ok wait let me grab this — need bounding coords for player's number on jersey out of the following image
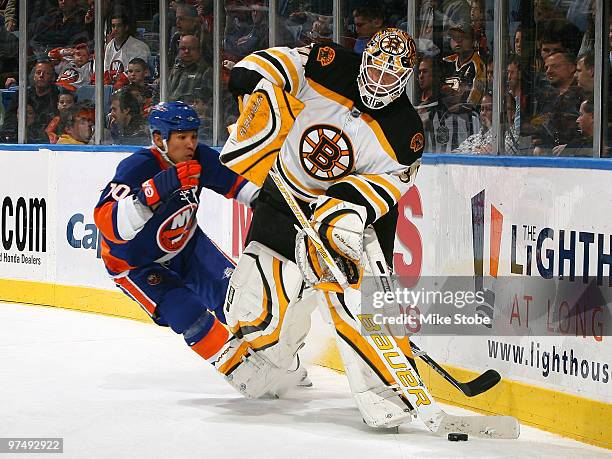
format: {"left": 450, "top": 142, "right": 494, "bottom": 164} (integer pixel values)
{"left": 105, "top": 183, "right": 131, "bottom": 201}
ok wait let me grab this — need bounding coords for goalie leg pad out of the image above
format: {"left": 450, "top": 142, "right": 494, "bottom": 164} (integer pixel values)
{"left": 321, "top": 290, "right": 416, "bottom": 428}
{"left": 219, "top": 242, "right": 316, "bottom": 397}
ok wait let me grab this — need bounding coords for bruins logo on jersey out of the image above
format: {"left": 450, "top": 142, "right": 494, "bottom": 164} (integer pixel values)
{"left": 300, "top": 125, "right": 354, "bottom": 181}
{"left": 316, "top": 46, "right": 335, "bottom": 66}
{"left": 410, "top": 132, "right": 424, "bottom": 152}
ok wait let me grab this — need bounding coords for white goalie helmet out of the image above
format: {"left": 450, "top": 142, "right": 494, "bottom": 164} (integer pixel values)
{"left": 357, "top": 28, "right": 417, "bottom": 110}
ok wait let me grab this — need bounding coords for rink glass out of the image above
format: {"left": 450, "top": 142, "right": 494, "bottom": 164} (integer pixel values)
{"left": 0, "top": 0, "right": 610, "bottom": 157}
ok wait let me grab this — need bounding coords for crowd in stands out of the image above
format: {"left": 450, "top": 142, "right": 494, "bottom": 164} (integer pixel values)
{"left": 0, "top": 0, "right": 609, "bottom": 156}
{"left": 411, "top": 0, "right": 609, "bottom": 156}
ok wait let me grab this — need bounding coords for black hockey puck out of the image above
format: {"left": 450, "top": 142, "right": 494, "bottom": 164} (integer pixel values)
{"left": 447, "top": 433, "right": 468, "bottom": 441}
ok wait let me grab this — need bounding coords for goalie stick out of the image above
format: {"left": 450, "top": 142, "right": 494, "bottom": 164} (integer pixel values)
{"left": 361, "top": 231, "right": 503, "bottom": 398}
{"left": 268, "top": 168, "right": 519, "bottom": 439}
{"left": 409, "top": 341, "right": 501, "bottom": 397}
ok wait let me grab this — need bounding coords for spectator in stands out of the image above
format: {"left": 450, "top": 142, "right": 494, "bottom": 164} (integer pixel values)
{"left": 108, "top": 89, "right": 149, "bottom": 145}
{"left": 104, "top": 9, "right": 151, "bottom": 83}
{"left": 352, "top": 6, "right": 385, "bottom": 54}
{"left": 169, "top": 34, "right": 212, "bottom": 102}
{"left": 454, "top": 92, "right": 492, "bottom": 153}
{"left": 507, "top": 54, "right": 522, "bottom": 134}
{"left": 575, "top": 50, "right": 594, "bottom": 95}
{"left": 53, "top": 43, "right": 94, "bottom": 92}
{"left": 56, "top": 103, "right": 94, "bottom": 144}
{"left": 551, "top": 97, "right": 594, "bottom": 157}
{"left": 469, "top": 0, "right": 488, "bottom": 61}
{"left": 538, "top": 19, "right": 582, "bottom": 66}
{"left": 0, "top": 20, "right": 18, "bottom": 85}
{"left": 514, "top": 24, "right": 522, "bottom": 56}
{"left": 170, "top": 4, "right": 203, "bottom": 66}
{"left": 0, "top": 103, "right": 47, "bottom": 143}
{"left": 531, "top": 51, "right": 582, "bottom": 154}
{"left": 437, "top": 86, "right": 481, "bottom": 152}
{"left": 29, "top": 0, "right": 89, "bottom": 53}
{"left": 416, "top": 55, "right": 445, "bottom": 151}
{"left": 183, "top": 88, "right": 212, "bottom": 142}
{"left": 126, "top": 58, "right": 155, "bottom": 113}
{"left": 3, "top": 0, "right": 53, "bottom": 32}
{"left": 442, "top": 21, "right": 486, "bottom": 106}
{"left": 45, "top": 88, "right": 76, "bottom": 143}
{"left": 3, "top": 60, "right": 59, "bottom": 143}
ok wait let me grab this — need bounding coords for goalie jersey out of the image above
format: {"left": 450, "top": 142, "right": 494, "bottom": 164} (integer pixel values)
{"left": 227, "top": 42, "right": 424, "bottom": 225}
{"left": 94, "top": 144, "right": 250, "bottom": 276}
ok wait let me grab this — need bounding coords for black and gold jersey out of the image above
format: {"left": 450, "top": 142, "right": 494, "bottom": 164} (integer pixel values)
{"left": 228, "top": 43, "right": 424, "bottom": 225}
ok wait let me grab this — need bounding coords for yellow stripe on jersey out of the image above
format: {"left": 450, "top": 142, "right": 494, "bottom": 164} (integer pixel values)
{"left": 341, "top": 175, "right": 388, "bottom": 218}
{"left": 360, "top": 113, "right": 398, "bottom": 163}
{"left": 362, "top": 174, "right": 402, "bottom": 202}
{"left": 267, "top": 49, "right": 301, "bottom": 97}
{"left": 243, "top": 55, "right": 285, "bottom": 88}
{"left": 306, "top": 78, "right": 354, "bottom": 111}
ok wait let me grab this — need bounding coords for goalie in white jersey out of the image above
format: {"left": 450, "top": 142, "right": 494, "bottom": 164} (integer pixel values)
{"left": 213, "top": 28, "right": 425, "bottom": 429}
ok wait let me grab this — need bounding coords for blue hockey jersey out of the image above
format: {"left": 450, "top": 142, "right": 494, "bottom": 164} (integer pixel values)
{"left": 94, "top": 144, "right": 255, "bottom": 275}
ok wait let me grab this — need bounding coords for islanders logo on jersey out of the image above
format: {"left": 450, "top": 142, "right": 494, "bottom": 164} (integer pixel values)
{"left": 299, "top": 124, "right": 354, "bottom": 181}
{"left": 156, "top": 204, "right": 197, "bottom": 253}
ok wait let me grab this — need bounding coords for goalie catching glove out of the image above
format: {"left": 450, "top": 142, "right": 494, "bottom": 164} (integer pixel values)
{"left": 137, "top": 160, "right": 201, "bottom": 208}
{"left": 295, "top": 196, "right": 367, "bottom": 290}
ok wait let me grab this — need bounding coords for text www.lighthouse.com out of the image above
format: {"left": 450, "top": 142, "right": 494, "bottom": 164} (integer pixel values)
{"left": 487, "top": 339, "right": 610, "bottom": 383}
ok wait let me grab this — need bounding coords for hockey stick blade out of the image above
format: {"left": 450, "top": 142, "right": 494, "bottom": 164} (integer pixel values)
{"left": 412, "top": 341, "right": 501, "bottom": 397}
{"left": 459, "top": 369, "right": 501, "bottom": 397}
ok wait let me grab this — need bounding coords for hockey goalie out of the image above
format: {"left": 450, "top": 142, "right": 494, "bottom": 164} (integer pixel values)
{"left": 210, "top": 28, "right": 519, "bottom": 438}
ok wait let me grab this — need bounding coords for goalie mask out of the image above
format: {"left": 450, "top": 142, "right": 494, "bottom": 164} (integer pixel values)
{"left": 357, "top": 28, "right": 417, "bottom": 110}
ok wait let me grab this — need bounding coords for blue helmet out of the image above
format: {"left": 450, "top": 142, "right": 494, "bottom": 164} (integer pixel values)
{"left": 148, "top": 101, "right": 200, "bottom": 140}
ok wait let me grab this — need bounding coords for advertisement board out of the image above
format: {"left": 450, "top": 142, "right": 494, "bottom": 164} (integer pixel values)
{"left": 0, "top": 150, "right": 50, "bottom": 282}
{"left": 395, "top": 163, "right": 612, "bottom": 402}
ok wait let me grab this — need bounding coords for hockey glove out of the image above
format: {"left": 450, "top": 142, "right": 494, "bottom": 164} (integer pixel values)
{"left": 295, "top": 196, "right": 367, "bottom": 289}
{"left": 137, "top": 160, "right": 201, "bottom": 208}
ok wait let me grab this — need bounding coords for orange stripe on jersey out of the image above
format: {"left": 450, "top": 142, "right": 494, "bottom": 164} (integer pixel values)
{"left": 93, "top": 201, "right": 123, "bottom": 244}
{"left": 267, "top": 49, "right": 300, "bottom": 96}
{"left": 360, "top": 113, "right": 398, "bottom": 163}
{"left": 100, "top": 239, "right": 136, "bottom": 274}
{"left": 306, "top": 78, "right": 353, "bottom": 111}
{"left": 243, "top": 55, "right": 284, "bottom": 87}
{"left": 362, "top": 174, "right": 402, "bottom": 202}
{"left": 191, "top": 319, "right": 230, "bottom": 360}
{"left": 224, "top": 175, "right": 245, "bottom": 199}
{"left": 115, "top": 275, "right": 156, "bottom": 316}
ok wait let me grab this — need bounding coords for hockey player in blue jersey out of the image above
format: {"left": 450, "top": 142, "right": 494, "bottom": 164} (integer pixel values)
{"left": 94, "top": 101, "right": 259, "bottom": 364}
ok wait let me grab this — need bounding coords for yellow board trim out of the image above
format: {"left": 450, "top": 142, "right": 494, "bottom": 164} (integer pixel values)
{"left": 0, "top": 278, "right": 150, "bottom": 323}
{"left": 2, "top": 279, "right": 610, "bottom": 450}
{"left": 315, "top": 338, "right": 612, "bottom": 450}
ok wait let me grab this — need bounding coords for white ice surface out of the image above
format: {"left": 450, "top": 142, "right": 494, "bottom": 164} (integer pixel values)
{"left": 0, "top": 303, "right": 610, "bottom": 459}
